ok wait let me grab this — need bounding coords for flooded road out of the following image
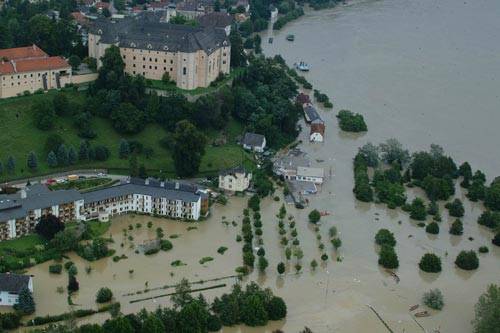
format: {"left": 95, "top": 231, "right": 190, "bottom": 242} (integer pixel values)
{"left": 18, "top": 0, "right": 500, "bottom": 332}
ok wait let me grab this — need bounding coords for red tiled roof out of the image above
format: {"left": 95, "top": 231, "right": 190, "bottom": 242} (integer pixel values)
{"left": 310, "top": 122, "right": 325, "bottom": 136}
{"left": 296, "top": 93, "right": 310, "bottom": 105}
{"left": 0, "top": 45, "right": 47, "bottom": 61}
{"left": 0, "top": 57, "right": 70, "bottom": 75}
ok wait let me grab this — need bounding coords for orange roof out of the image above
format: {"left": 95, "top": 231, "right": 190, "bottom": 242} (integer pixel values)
{"left": 310, "top": 122, "right": 325, "bottom": 136}
{"left": 0, "top": 57, "right": 70, "bottom": 75}
{"left": 0, "top": 45, "right": 47, "bottom": 61}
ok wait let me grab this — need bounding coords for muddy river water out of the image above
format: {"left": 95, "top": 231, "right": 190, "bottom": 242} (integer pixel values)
{"left": 19, "top": 0, "right": 500, "bottom": 332}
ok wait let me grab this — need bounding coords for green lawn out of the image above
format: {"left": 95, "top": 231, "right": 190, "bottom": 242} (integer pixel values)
{"left": 0, "top": 234, "right": 46, "bottom": 252}
{"left": 146, "top": 67, "right": 245, "bottom": 95}
{"left": 0, "top": 90, "right": 253, "bottom": 181}
{"left": 85, "top": 220, "right": 110, "bottom": 238}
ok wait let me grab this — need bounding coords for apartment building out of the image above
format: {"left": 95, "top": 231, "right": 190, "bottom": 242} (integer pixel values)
{"left": 88, "top": 12, "right": 231, "bottom": 90}
{"left": 0, "top": 45, "right": 71, "bottom": 98}
{"left": 0, "top": 179, "right": 207, "bottom": 241}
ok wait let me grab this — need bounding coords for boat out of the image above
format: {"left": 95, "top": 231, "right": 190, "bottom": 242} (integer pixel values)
{"left": 409, "top": 304, "right": 420, "bottom": 311}
{"left": 286, "top": 34, "right": 295, "bottom": 41}
{"left": 414, "top": 311, "right": 430, "bottom": 318}
{"left": 295, "top": 61, "right": 310, "bottom": 71}
{"left": 268, "top": 37, "right": 273, "bottom": 44}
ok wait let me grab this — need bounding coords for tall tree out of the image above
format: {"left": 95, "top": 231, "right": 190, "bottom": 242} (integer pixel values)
{"left": 35, "top": 214, "right": 65, "bottom": 240}
{"left": 57, "top": 144, "right": 69, "bottom": 166}
{"left": 27, "top": 151, "right": 38, "bottom": 171}
{"left": 47, "top": 151, "right": 58, "bottom": 167}
{"left": 472, "top": 284, "right": 500, "bottom": 333}
{"left": 172, "top": 120, "right": 207, "bottom": 177}
{"left": 6, "top": 156, "right": 15, "bottom": 174}
{"left": 229, "top": 30, "right": 246, "bottom": 68}
{"left": 15, "top": 287, "right": 35, "bottom": 315}
{"left": 96, "top": 45, "right": 125, "bottom": 89}
{"left": 68, "top": 146, "right": 77, "bottom": 165}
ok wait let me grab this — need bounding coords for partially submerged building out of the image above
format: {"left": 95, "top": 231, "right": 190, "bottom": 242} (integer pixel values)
{"left": 0, "top": 178, "right": 207, "bottom": 241}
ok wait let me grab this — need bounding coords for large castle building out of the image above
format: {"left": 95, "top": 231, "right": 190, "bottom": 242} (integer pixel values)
{"left": 88, "top": 13, "right": 231, "bottom": 90}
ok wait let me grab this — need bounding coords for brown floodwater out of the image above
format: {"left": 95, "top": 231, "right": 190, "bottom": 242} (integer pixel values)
{"left": 9, "top": 0, "right": 500, "bottom": 332}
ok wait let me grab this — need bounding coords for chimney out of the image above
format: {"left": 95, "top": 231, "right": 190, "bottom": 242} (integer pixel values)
{"left": 175, "top": 182, "right": 180, "bottom": 190}
{"left": 160, "top": 181, "right": 165, "bottom": 188}
{"left": 20, "top": 189, "right": 27, "bottom": 199}
{"left": 145, "top": 178, "right": 150, "bottom": 185}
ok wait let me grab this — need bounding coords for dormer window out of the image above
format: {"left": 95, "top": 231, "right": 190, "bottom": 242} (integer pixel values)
{"left": 163, "top": 45, "right": 169, "bottom": 51}
{"left": 147, "top": 44, "right": 153, "bottom": 49}
{"left": 130, "top": 42, "right": 136, "bottom": 47}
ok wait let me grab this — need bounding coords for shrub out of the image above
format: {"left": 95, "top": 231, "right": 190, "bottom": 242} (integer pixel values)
{"left": 96, "top": 287, "right": 113, "bottom": 303}
{"left": 445, "top": 198, "right": 465, "bottom": 217}
{"left": 492, "top": 233, "right": 500, "bottom": 247}
{"left": 321, "top": 253, "right": 328, "bottom": 261}
{"left": 378, "top": 245, "right": 399, "bottom": 269}
{"left": 426, "top": 222, "right": 440, "bottom": 235}
{"left": 478, "top": 246, "right": 489, "bottom": 253}
{"left": 477, "top": 211, "right": 500, "bottom": 230}
{"left": 257, "top": 247, "right": 265, "bottom": 257}
{"left": 455, "top": 250, "right": 479, "bottom": 270}
{"left": 49, "top": 264, "right": 63, "bottom": 274}
{"left": 336, "top": 110, "right": 367, "bottom": 132}
{"left": 144, "top": 248, "right": 159, "bottom": 255}
{"left": 419, "top": 253, "right": 442, "bottom": 273}
{"left": 331, "top": 238, "right": 342, "bottom": 250}
{"left": 274, "top": 262, "right": 285, "bottom": 276}
{"left": 375, "top": 229, "right": 396, "bottom": 247}
{"left": 258, "top": 256, "right": 268, "bottom": 272}
{"left": 422, "top": 289, "right": 444, "bottom": 310}
{"left": 449, "top": 219, "right": 464, "bottom": 235}
{"left": 329, "top": 226, "right": 338, "bottom": 238}
{"left": 267, "top": 296, "right": 287, "bottom": 320}
{"left": 409, "top": 198, "right": 427, "bottom": 221}
{"left": 160, "top": 240, "right": 173, "bottom": 251}
{"left": 308, "top": 209, "right": 321, "bottom": 224}
{"left": 217, "top": 246, "right": 228, "bottom": 255}
{"left": 199, "top": 257, "right": 214, "bottom": 265}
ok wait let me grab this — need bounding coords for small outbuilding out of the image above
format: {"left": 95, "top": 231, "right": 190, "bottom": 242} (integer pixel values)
{"left": 241, "top": 132, "right": 266, "bottom": 153}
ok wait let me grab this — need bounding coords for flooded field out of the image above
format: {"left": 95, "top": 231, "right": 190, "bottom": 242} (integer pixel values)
{"left": 10, "top": 0, "right": 500, "bottom": 332}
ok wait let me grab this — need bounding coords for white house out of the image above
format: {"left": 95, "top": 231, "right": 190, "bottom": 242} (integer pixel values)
{"left": 0, "top": 273, "right": 33, "bottom": 306}
{"left": 242, "top": 132, "right": 266, "bottom": 153}
{"left": 219, "top": 166, "right": 252, "bottom": 193}
{"left": 296, "top": 166, "right": 325, "bottom": 184}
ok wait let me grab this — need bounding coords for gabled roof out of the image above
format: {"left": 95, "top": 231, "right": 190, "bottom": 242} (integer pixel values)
{"left": 0, "top": 273, "right": 31, "bottom": 293}
{"left": 242, "top": 132, "right": 265, "bottom": 147}
{"left": 0, "top": 56, "right": 70, "bottom": 75}
{"left": 303, "top": 104, "right": 321, "bottom": 123}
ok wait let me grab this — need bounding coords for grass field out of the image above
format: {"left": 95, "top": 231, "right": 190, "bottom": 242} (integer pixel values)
{"left": 0, "top": 234, "right": 46, "bottom": 252}
{"left": 0, "top": 90, "right": 253, "bottom": 182}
